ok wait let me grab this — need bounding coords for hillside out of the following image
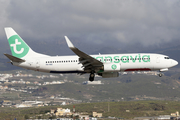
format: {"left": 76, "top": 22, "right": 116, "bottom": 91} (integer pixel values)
{"left": 0, "top": 101, "right": 180, "bottom": 119}
{"left": 40, "top": 74, "right": 180, "bottom": 101}
{"left": 5, "top": 72, "right": 178, "bottom": 102}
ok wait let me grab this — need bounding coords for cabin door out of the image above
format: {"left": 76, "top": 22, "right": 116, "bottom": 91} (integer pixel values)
{"left": 36, "top": 60, "right": 40, "bottom": 69}
{"left": 156, "top": 56, "right": 160, "bottom": 63}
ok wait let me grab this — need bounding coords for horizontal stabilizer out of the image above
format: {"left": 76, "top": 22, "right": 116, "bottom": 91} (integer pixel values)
{"left": 4, "top": 54, "right": 25, "bottom": 62}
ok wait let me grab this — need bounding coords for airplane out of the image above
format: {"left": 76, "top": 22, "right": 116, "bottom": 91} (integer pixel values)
{"left": 4, "top": 27, "right": 178, "bottom": 81}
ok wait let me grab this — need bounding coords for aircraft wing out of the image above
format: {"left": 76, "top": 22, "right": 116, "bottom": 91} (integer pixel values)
{"left": 65, "top": 36, "right": 103, "bottom": 71}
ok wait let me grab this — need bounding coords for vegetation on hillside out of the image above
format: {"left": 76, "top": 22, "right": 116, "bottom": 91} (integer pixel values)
{"left": 0, "top": 101, "right": 180, "bottom": 119}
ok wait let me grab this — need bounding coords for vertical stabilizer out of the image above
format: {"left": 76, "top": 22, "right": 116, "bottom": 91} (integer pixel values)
{"left": 5, "top": 27, "right": 49, "bottom": 59}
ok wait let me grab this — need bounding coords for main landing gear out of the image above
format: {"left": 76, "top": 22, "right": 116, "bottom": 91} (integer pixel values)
{"left": 158, "top": 72, "right": 163, "bottom": 77}
{"left": 89, "top": 71, "right": 95, "bottom": 81}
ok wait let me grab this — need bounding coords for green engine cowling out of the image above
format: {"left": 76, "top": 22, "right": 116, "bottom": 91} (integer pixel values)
{"left": 98, "top": 63, "right": 120, "bottom": 78}
{"left": 103, "top": 63, "right": 120, "bottom": 72}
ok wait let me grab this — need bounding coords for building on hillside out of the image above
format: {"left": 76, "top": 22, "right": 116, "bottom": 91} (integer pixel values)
{"left": 50, "top": 109, "right": 55, "bottom": 114}
{"left": 134, "top": 117, "right": 155, "bottom": 120}
{"left": 79, "top": 114, "right": 89, "bottom": 120}
{"left": 55, "top": 108, "right": 72, "bottom": 116}
{"left": 16, "top": 104, "right": 32, "bottom": 108}
{"left": 157, "top": 115, "right": 171, "bottom": 120}
{"left": 15, "top": 100, "right": 45, "bottom": 108}
{"left": 89, "top": 118, "right": 97, "bottom": 120}
{"left": 1, "top": 100, "right": 12, "bottom": 106}
{"left": 2, "top": 86, "right": 8, "bottom": 90}
{"left": 171, "top": 111, "right": 179, "bottom": 117}
{"left": 61, "top": 101, "right": 66, "bottom": 105}
{"left": 73, "top": 112, "right": 89, "bottom": 120}
{"left": 92, "top": 112, "right": 102, "bottom": 118}
{"left": 135, "top": 115, "right": 172, "bottom": 120}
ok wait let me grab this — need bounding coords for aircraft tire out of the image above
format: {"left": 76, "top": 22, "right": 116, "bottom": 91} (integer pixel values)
{"left": 89, "top": 73, "right": 95, "bottom": 81}
{"left": 158, "top": 73, "right": 163, "bottom": 77}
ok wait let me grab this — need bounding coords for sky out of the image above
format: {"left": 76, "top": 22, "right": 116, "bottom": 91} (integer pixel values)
{"left": 0, "top": 0, "right": 180, "bottom": 47}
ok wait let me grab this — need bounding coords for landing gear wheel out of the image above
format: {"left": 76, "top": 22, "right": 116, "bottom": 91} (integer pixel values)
{"left": 158, "top": 73, "right": 163, "bottom": 77}
{"left": 89, "top": 71, "right": 95, "bottom": 81}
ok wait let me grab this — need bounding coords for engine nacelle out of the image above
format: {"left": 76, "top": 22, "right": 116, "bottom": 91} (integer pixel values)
{"left": 101, "top": 72, "right": 119, "bottom": 78}
{"left": 103, "top": 63, "right": 120, "bottom": 72}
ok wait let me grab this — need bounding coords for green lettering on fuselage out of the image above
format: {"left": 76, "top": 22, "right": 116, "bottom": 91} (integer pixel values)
{"left": 105, "top": 56, "right": 112, "bottom": 63}
{"left": 130, "top": 55, "right": 137, "bottom": 63}
{"left": 96, "top": 56, "right": 103, "bottom": 62}
{"left": 94, "top": 54, "right": 150, "bottom": 63}
{"left": 142, "top": 55, "right": 150, "bottom": 62}
{"left": 114, "top": 56, "right": 120, "bottom": 63}
{"left": 121, "top": 56, "right": 129, "bottom": 63}
{"left": 138, "top": 54, "right": 141, "bottom": 62}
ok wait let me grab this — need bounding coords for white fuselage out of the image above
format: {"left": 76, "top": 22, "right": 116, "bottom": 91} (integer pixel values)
{"left": 4, "top": 28, "right": 178, "bottom": 80}
{"left": 13, "top": 53, "right": 178, "bottom": 74}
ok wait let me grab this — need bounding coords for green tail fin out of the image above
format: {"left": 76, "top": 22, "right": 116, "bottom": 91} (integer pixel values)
{"left": 5, "top": 27, "right": 30, "bottom": 58}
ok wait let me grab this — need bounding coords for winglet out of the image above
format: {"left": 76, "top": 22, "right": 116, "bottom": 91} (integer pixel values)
{"left": 64, "top": 36, "right": 75, "bottom": 48}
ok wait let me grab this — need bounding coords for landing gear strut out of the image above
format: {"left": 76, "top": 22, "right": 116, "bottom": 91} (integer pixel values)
{"left": 89, "top": 71, "right": 95, "bottom": 81}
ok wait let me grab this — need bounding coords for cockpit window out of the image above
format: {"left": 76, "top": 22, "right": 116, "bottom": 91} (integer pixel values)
{"left": 164, "top": 57, "right": 169, "bottom": 59}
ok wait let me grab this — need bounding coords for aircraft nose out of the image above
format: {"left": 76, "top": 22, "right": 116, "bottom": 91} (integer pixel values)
{"left": 171, "top": 60, "right": 178, "bottom": 67}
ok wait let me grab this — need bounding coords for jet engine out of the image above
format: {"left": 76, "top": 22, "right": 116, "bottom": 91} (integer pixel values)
{"left": 100, "top": 72, "right": 119, "bottom": 78}
{"left": 98, "top": 63, "right": 120, "bottom": 78}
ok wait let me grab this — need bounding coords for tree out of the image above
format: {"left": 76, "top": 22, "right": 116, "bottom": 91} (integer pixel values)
{"left": 38, "top": 116, "right": 41, "bottom": 119}
{"left": 49, "top": 115, "right": 56, "bottom": 119}
{"left": 24, "top": 115, "right": 29, "bottom": 119}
